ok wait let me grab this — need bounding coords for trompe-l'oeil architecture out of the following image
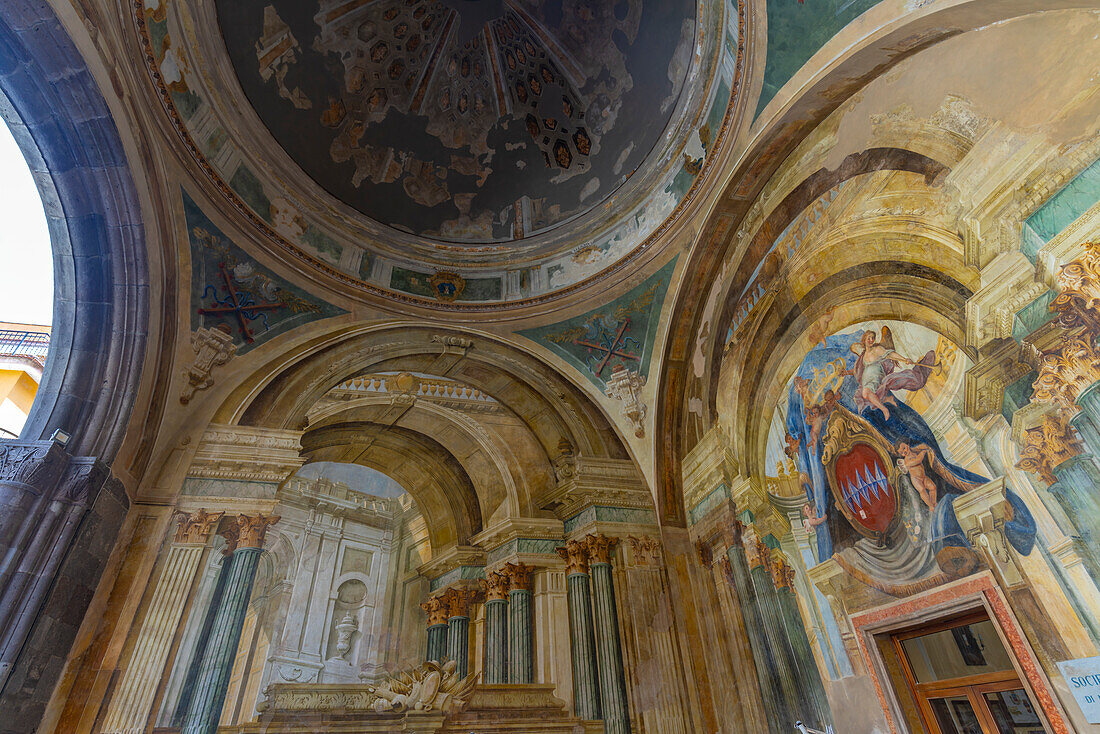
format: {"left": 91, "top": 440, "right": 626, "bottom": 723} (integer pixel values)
{"left": 0, "top": 1, "right": 1099, "bottom": 733}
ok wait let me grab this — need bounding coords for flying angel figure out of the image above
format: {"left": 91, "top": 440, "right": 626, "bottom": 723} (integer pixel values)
{"left": 848, "top": 325, "right": 937, "bottom": 422}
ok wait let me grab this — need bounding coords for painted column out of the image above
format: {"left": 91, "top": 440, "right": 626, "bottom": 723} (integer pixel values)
{"left": 180, "top": 513, "right": 279, "bottom": 734}
{"left": 101, "top": 510, "right": 223, "bottom": 734}
{"left": 1070, "top": 381, "right": 1100, "bottom": 456}
{"left": 586, "top": 535, "right": 630, "bottom": 734}
{"left": 444, "top": 588, "right": 477, "bottom": 679}
{"left": 772, "top": 554, "right": 832, "bottom": 731}
{"left": 558, "top": 539, "right": 601, "bottom": 720}
{"left": 420, "top": 594, "right": 449, "bottom": 663}
{"left": 480, "top": 570, "right": 509, "bottom": 684}
{"left": 724, "top": 525, "right": 785, "bottom": 734}
{"left": 504, "top": 562, "right": 535, "bottom": 684}
{"left": 1018, "top": 413, "right": 1100, "bottom": 583}
{"left": 750, "top": 538, "right": 804, "bottom": 731}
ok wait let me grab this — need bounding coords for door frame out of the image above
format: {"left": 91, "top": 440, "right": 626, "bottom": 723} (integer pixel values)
{"left": 848, "top": 572, "right": 1069, "bottom": 734}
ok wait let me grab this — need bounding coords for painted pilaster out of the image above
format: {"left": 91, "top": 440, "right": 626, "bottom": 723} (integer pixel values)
{"left": 480, "top": 570, "right": 509, "bottom": 684}
{"left": 180, "top": 513, "right": 279, "bottom": 734}
{"left": 101, "top": 510, "right": 223, "bottom": 734}
{"left": 586, "top": 534, "right": 630, "bottom": 734}
{"left": 558, "top": 539, "right": 600, "bottom": 720}
{"left": 504, "top": 561, "right": 535, "bottom": 684}
{"left": 420, "top": 594, "right": 448, "bottom": 663}
{"left": 444, "top": 588, "right": 477, "bottom": 679}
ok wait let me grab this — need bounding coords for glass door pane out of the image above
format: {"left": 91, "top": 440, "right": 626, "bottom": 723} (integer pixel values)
{"left": 982, "top": 689, "right": 1044, "bottom": 734}
{"left": 929, "top": 695, "right": 984, "bottom": 734}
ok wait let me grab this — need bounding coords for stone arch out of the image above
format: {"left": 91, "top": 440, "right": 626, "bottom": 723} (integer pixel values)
{"left": 0, "top": 0, "right": 148, "bottom": 459}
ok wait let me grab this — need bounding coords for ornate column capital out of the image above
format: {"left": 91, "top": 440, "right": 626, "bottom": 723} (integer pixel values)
{"left": 220, "top": 513, "right": 280, "bottom": 554}
{"left": 556, "top": 539, "right": 590, "bottom": 574}
{"left": 420, "top": 594, "right": 449, "bottom": 626}
{"left": 502, "top": 561, "right": 535, "bottom": 592}
{"left": 1052, "top": 241, "right": 1100, "bottom": 332}
{"left": 626, "top": 536, "right": 661, "bottom": 566}
{"left": 440, "top": 587, "right": 479, "bottom": 618}
{"left": 1031, "top": 334, "right": 1100, "bottom": 415}
{"left": 173, "top": 508, "right": 225, "bottom": 544}
{"left": 1016, "top": 412, "right": 1082, "bottom": 484}
{"left": 583, "top": 534, "right": 618, "bottom": 565}
{"left": 769, "top": 553, "right": 794, "bottom": 590}
{"left": 0, "top": 440, "right": 68, "bottom": 490}
{"left": 479, "top": 570, "right": 510, "bottom": 601}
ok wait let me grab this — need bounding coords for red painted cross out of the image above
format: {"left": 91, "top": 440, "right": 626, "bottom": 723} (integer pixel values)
{"left": 198, "top": 262, "right": 286, "bottom": 343}
{"left": 573, "top": 318, "right": 639, "bottom": 376}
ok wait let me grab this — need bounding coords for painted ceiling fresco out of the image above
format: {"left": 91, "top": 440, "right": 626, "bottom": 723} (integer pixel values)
{"left": 764, "top": 321, "right": 1036, "bottom": 595}
{"left": 216, "top": 0, "right": 695, "bottom": 244}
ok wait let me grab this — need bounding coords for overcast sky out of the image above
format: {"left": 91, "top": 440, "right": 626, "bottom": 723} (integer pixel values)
{"left": 0, "top": 119, "right": 53, "bottom": 326}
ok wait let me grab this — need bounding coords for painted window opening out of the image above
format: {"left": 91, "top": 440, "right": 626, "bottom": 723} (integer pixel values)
{"left": 0, "top": 116, "right": 53, "bottom": 439}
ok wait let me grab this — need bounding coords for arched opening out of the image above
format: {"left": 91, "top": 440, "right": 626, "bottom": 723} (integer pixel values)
{"left": 0, "top": 115, "right": 53, "bottom": 438}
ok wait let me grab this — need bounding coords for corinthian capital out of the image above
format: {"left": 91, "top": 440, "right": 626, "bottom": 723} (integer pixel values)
{"left": 220, "top": 513, "right": 280, "bottom": 553}
{"left": 1053, "top": 241, "right": 1100, "bottom": 332}
{"left": 1016, "top": 412, "right": 1082, "bottom": 485}
{"left": 480, "top": 570, "right": 510, "bottom": 601}
{"left": 556, "top": 539, "right": 589, "bottom": 575}
{"left": 173, "top": 508, "right": 225, "bottom": 544}
{"left": 1031, "top": 334, "right": 1100, "bottom": 415}
{"left": 420, "top": 595, "right": 449, "bottom": 626}
{"left": 502, "top": 562, "right": 535, "bottom": 591}
{"left": 583, "top": 534, "right": 619, "bottom": 565}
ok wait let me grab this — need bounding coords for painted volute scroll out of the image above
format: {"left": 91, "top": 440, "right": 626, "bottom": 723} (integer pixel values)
{"left": 2, "top": 1, "right": 1100, "bottom": 734}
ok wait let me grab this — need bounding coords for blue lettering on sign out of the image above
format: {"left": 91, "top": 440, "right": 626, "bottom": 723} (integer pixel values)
{"left": 1058, "top": 656, "right": 1100, "bottom": 724}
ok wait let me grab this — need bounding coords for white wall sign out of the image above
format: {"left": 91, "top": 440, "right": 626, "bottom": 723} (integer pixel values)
{"left": 1058, "top": 656, "right": 1100, "bottom": 723}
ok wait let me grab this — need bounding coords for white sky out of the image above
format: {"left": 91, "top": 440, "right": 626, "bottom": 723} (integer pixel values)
{"left": 0, "top": 118, "right": 53, "bottom": 326}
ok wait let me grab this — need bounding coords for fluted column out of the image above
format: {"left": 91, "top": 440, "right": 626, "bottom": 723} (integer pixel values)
{"left": 180, "top": 513, "right": 279, "bottom": 734}
{"left": 772, "top": 554, "right": 832, "bottom": 731}
{"left": 724, "top": 523, "right": 785, "bottom": 734}
{"left": 444, "top": 588, "right": 477, "bottom": 679}
{"left": 750, "top": 538, "right": 803, "bottom": 730}
{"left": 504, "top": 562, "right": 535, "bottom": 683}
{"left": 102, "top": 510, "right": 223, "bottom": 734}
{"left": 480, "top": 570, "right": 510, "bottom": 684}
{"left": 586, "top": 535, "right": 630, "bottom": 734}
{"left": 558, "top": 539, "right": 600, "bottom": 720}
{"left": 421, "top": 594, "right": 449, "bottom": 663}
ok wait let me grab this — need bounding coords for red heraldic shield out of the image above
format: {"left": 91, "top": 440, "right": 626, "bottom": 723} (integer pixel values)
{"left": 832, "top": 443, "right": 896, "bottom": 535}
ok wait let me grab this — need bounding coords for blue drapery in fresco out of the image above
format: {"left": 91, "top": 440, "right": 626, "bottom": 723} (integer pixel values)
{"left": 785, "top": 332, "right": 1036, "bottom": 562}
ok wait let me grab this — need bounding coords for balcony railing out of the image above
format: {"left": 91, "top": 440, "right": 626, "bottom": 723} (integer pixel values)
{"left": 0, "top": 329, "right": 50, "bottom": 369}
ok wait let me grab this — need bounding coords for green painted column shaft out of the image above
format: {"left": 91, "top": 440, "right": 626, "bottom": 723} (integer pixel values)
{"left": 777, "top": 585, "right": 832, "bottom": 729}
{"left": 446, "top": 615, "right": 470, "bottom": 678}
{"left": 180, "top": 547, "right": 262, "bottom": 734}
{"left": 751, "top": 563, "right": 803, "bottom": 730}
{"left": 1072, "top": 382, "right": 1100, "bottom": 456}
{"left": 590, "top": 562, "right": 630, "bottom": 734}
{"left": 1053, "top": 454, "right": 1100, "bottom": 582}
{"left": 726, "top": 547, "right": 786, "bottom": 734}
{"left": 426, "top": 623, "right": 448, "bottom": 663}
{"left": 483, "top": 598, "right": 508, "bottom": 684}
{"left": 566, "top": 572, "right": 601, "bottom": 720}
{"left": 508, "top": 589, "right": 533, "bottom": 683}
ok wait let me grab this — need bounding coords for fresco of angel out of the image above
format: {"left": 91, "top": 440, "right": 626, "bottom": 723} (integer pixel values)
{"left": 848, "top": 325, "right": 937, "bottom": 423}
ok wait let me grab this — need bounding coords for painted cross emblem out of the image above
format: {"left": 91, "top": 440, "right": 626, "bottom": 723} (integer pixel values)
{"left": 574, "top": 318, "right": 640, "bottom": 377}
{"left": 198, "top": 262, "right": 286, "bottom": 343}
